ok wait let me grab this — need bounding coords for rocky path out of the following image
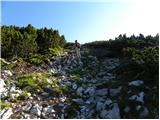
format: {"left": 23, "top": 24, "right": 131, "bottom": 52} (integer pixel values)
{"left": 0, "top": 50, "right": 150, "bottom": 119}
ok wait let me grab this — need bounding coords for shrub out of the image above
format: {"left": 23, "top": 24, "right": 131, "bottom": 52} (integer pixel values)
{"left": 16, "top": 75, "right": 39, "bottom": 93}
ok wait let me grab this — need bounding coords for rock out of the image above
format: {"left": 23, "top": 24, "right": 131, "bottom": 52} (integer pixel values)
{"left": 3, "top": 70, "right": 13, "bottom": 76}
{"left": 76, "top": 87, "right": 84, "bottom": 96}
{"left": 100, "top": 110, "right": 108, "bottom": 118}
{"left": 104, "top": 98, "right": 112, "bottom": 106}
{"left": 86, "top": 97, "right": 95, "bottom": 104}
{"left": 100, "top": 103, "right": 120, "bottom": 119}
{"left": 96, "top": 101, "right": 104, "bottom": 112}
{"left": 9, "top": 83, "right": 16, "bottom": 92}
{"left": 124, "top": 106, "right": 130, "bottom": 112}
{"left": 128, "top": 80, "right": 144, "bottom": 86}
{"left": 84, "top": 87, "right": 95, "bottom": 96}
{"left": 129, "top": 92, "right": 144, "bottom": 103}
{"left": 23, "top": 114, "right": 30, "bottom": 119}
{"left": 44, "top": 85, "right": 53, "bottom": 94}
{"left": 23, "top": 101, "right": 33, "bottom": 112}
{"left": 109, "top": 86, "right": 122, "bottom": 97}
{"left": 0, "top": 108, "right": 13, "bottom": 119}
{"left": 46, "top": 78, "right": 52, "bottom": 84}
{"left": 72, "top": 98, "right": 84, "bottom": 105}
{"left": 72, "top": 83, "right": 77, "bottom": 90}
{"left": 65, "top": 81, "right": 72, "bottom": 86}
{"left": 30, "top": 104, "right": 41, "bottom": 117}
{"left": 95, "top": 88, "right": 108, "bottom": 96}
{"left": 139, "top": 107, "right": 149, "bottom": 118}
{"left": 0, "top": 79, "right": 6, "bottom": 94}
{"left": 97, "top": 72, "right": 106, "bottom": 77}
{"left": 40, "top": 92, "right": 49, "bottom": 97}
{"left": 60, "top": 96, "right": 67, "bottom": 102}
{"left": 61, "top": 114, "right": 64, "bottom": 119}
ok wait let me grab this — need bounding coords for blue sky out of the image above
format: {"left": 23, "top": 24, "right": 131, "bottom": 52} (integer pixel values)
{"left": 1, "top": 0, "right": 160, "bottom": 43}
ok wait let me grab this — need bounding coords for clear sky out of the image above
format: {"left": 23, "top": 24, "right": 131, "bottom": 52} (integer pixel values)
{"left": 1, "top": 0, "right": 160, "bottom": 44}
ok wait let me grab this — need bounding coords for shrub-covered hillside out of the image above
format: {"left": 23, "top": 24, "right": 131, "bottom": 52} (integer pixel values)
{"left": 0, "top": 27, "right": 159, "bottom": 119}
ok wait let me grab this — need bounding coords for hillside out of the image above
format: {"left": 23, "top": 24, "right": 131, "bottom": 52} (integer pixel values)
{"left": 0, "top": 25, "right": 159, "bottom": 119}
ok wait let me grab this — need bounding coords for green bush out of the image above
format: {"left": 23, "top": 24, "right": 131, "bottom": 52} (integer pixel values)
{"left": 16, "top": 75, "right": 39, "bottom": 93}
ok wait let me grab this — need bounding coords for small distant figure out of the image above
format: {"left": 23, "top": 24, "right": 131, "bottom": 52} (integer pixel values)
{"left": 75, "top": 40, "right": 81, "bottom": 60}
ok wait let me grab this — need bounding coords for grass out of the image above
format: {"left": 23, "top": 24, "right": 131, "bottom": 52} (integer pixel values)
{"left": 18, "top": 91, "right": 29, "bottom": 100}
{"left": 10, "top": 97, "right": 18, "bottom": 103}
{"left": 0, "top": 102, "right": 10, "bottom": 110}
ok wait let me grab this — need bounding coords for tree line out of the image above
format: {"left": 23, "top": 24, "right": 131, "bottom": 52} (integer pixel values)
{"left": 1, "top": 24, "right": 66, "bottom": 58}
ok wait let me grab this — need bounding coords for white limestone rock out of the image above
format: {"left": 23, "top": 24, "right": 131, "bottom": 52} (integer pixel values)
{"left": 128, "top": 80, "right": 144, "bottom": 86}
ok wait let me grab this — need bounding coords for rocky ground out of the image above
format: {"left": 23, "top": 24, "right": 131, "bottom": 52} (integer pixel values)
{"left": 0, "top": 50, "right": 155, "bottom": 119}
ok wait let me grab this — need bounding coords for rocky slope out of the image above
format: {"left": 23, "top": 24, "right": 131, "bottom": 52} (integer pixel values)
{"left": 0, "top": 50, "right": 154, "bottom": 119}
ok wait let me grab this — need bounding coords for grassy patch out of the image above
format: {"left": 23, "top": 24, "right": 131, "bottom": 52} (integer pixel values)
{"left": 18, "top": 91, "right": 29, "bottom": 100}
{"left": 0, "top": 102, "right": 10, "bottom": 110}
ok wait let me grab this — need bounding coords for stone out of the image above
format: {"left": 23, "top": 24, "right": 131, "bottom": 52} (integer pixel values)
{"left": 128, "top": 80, "right": 144, "bottom": 86}
{"left": 136, "top": 105, "right": 141, "bottom": 111}
{"left": 100, "top": 103, "right": 121, "bottom": 119}
{"left": 139, "top": 107, "right": 149, "bottom": 118}
{"left": 60, "top": 96, "right": 67, "bottom": 102}
{"left": 72, "top": 83, "right": 77, "bottom": 90}
{"left": 86, "top": 97, "right": 95, "bottom": 104}
{"left": 100, "top": 110, "right": 108, "bottom": 118}
{"left": 129, "top": 92, "right": 144, "bottom": 103}
{"left": 104, "top": 98, "right": 112, "bottom": 106}
{"left": 96, "top": 101, "right": 104, "bottom": 112}
{"left": 0, "top": 79, "right": 6, "bottom": 93}
{"left": 61, "top": 114, "right": 64, "bottom": 119}
{"left": 124, "top": 106, "right": 130, "bottom": 112}
{"left": 84, "top": 87, "right": 95, "bottom": 96}
{"left": 76, "top": 87, "right": 84, "bottom": 96}
{"left": 0, "top": 108, "right": 13, "bottom": 119}
{"left": 72, "top": 98, "right": 84, "bottom": 105}
{"left": 95, "top": 88, "right": 108, "bottom": 96}
{"left": 23, "top": 101, "right": 33, "bottom": 112}
{"left": 109, "top": 86, "right": 122, "bottom": 97}
{"left": 3, "top": 70, "right": 13, "bottom": 76}
{"left": 30, "top": 104, "right": 41, "bottom": 116}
